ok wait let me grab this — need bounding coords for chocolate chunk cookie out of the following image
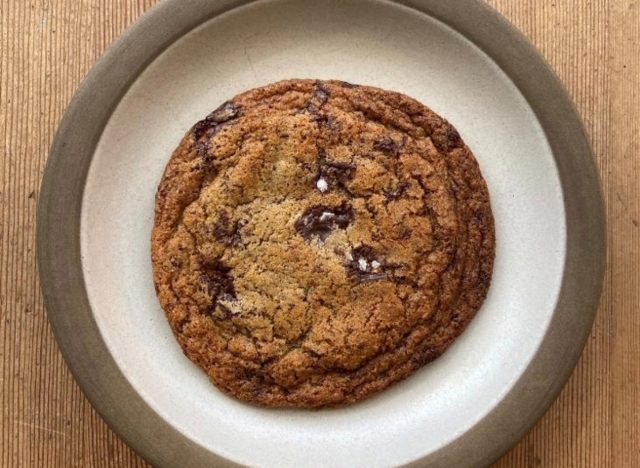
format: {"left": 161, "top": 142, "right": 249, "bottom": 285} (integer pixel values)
{"left": 151, "top": 79, "right": 495, "bottom": 407}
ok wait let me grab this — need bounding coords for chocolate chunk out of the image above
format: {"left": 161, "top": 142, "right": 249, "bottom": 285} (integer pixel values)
{"left": 208, "top": 101, "right": 241, "bottom": 123}
{"left": 346, "top": 245, "right": 389, "bottom": 283}
{"left": 195, "top": 141, "right": 209, "bottom": 157}
{"left": 192, "top": 101, "right": 241, "bottom": 140}
{"left": 295, "top": 203, "right": 354, "bottom": 242}
{"left": 374, "top": 136, "right": 400, "bottom": 155}
{"left": 195, "top": 140, "right": 217, "bottom": 168}
{"left": 312, "top": 81, "right": 330, "bottom": 105}
{"left": 431, "top": 124, "right": 462, "bottom": 152}
{"left": 322, "top": 160, "right": 356, "bottom": 188}
{"left": 446, "top": 126, "right": 462, "bottom": 149}
{"left": 229, "top": 219, "right": 247, "bottom": 246}
{"left": 213, "top": 212, "right": 247, "bottom": 246}
{"left": 350, "top": 245, "right": 377, "bottom": 263}
{"left": 316, "top": 150, "right": 356, "bottom": 191}
{"left": 312, "top": 113, "right": 340, "bottom": 130}
{"left": 199, "top": 259, "right": 236, "bottom": 302}
{"left": 213, "top": 211, "right": 230, "bottom": 240}
{"left": 396, "top": 225, "right": 412, "bottom": 240}
{"left": 305, "top": 81, "right": 331, "bottom": 115}
{"left": 383, "top": 182, "right": 409, "bottom": 201}
{"left": 478, "top": 268, "right": 492, "bottom": 288}
{"left": 192, "top": 120, "right": 211, "bottom": 140}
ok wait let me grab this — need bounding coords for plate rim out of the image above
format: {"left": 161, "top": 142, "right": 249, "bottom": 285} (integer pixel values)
{"left": 37, "top": 0, "right": 606, "bottom": 467}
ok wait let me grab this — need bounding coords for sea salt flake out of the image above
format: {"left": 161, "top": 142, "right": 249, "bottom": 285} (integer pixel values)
{"left": 358, "top": 258, "right": 368, "bottom": 271}
{"left": 316, "top": 177, "right": 328, "bottom": 192}
{"left": 319, "top": 211, "right": 335, "bottom": 221}
{"left": 371, "top": 260, "right": 381, "bottom": 269}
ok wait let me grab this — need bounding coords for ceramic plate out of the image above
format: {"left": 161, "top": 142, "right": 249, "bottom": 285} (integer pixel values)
{"left": 38, "top": 1, "right": 605, "bottom": 466}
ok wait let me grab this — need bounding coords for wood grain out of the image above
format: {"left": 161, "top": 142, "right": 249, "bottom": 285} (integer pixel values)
{"left": 0, "top": 0, "right": 637, "bottom": 466}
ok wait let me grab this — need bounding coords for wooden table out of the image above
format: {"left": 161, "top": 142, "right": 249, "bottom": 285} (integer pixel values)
{"left": 1, "top": 1, "right": 638, "bottom": 466}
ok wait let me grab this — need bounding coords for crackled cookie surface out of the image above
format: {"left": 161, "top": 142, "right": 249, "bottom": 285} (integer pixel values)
{"left": 151, "top": 79, "right": 495, "bottom": 407}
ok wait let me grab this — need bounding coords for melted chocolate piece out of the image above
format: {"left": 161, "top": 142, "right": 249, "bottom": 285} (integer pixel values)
{"left": 373, "top": 136, "right": 400, "bottom": 155}
{"left": 194, "top": 140, "right": 217, "bottom": 168}
{"left": 445, "top": 126, "right": 462, "bottom": 149}
{"left": 305, "top": 81, "right": 331, "bottom": 115}
{"left": 192, "top": 101, "right": 241, "bottom": 140}
{"left": 213, "top": 212, "right": 246, "bottom": 247}
{"left": 316, "top": 150, "right": 356, "bottom": 191}
{"left": 347, "top": 245, "right": 390, "bottom": 283}
{"left": 431, "top": 125, "right": 462, "bottom": 152}
{"left": 229, "top": 220, "right": 247, "bottom": 246}
{"left": 208, "top": 101, "right": 241, "bottom": 123}
{"left": 295, "top": 203, "right": 354, "bottom": 242}
{"left": 323, "top": 160, "right": 356, "bottom": 187}
{"left": 312, "top": 113, "right": 340, "bottom": 130}
{"left": 312, "top": 81, "right": 330, "bottom": 105}
{"left": 199, "top": 259, "right": 236, "bottom": 302}
{"left": 383, "top": 182, "right": 409, "bottom": 201}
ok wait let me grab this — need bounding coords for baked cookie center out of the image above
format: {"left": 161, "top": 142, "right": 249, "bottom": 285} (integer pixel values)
{"left": 185, "top": 110, "right": 446, "bottom": 374}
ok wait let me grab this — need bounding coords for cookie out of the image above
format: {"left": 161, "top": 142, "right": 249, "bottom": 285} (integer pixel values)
{"left": 151, "top": 79, "right": 495, "bottom": 407}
